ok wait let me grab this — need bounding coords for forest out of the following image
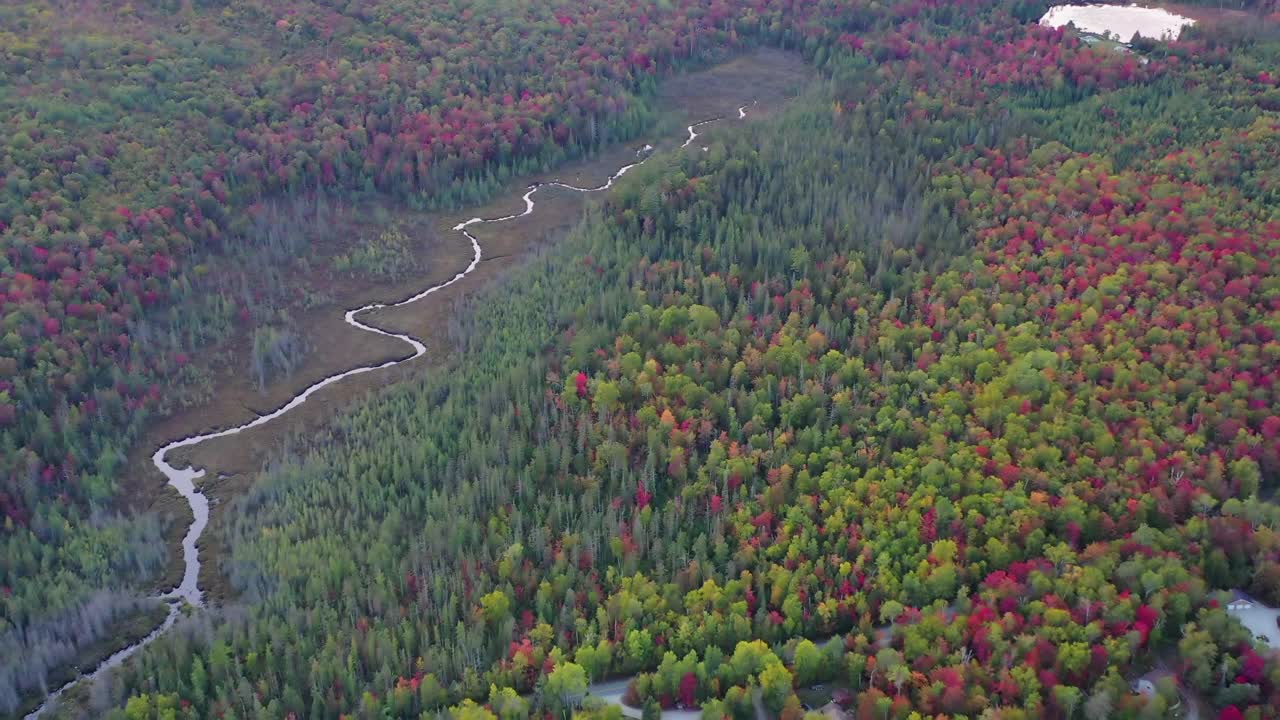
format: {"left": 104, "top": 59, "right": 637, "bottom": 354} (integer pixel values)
{"left": 5, "top": 0, "right": 1280, "bottom": 718}
{"left": 2, "top": 0, "right": 813, "bottom": 708}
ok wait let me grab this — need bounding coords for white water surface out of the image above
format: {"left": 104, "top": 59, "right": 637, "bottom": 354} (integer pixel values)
{"left": 1040, "top": 4, "right": 1195, "bottom": 41}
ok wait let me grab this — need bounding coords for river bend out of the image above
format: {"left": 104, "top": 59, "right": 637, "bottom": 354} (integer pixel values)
{"left": 25, "top": 104, "right": 753, "bottom": 718}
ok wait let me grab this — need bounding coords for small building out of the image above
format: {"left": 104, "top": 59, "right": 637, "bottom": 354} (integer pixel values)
{"left": 817, "top": 702, "right": 850, "bottom": 720}
{"left": 830, "top": 688, "right": 854, "bottom": 708}
{"left": 1228, "top": 590, "right": 1255, "bottom": 612}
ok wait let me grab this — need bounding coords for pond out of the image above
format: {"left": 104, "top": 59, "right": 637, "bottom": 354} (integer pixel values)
{"left": 1040, "top": 4, "right": 1196, "bottom": 43}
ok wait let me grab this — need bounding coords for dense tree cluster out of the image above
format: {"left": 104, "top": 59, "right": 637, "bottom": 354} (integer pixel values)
{"left": 0, "top": 0, "right": 821, "bottom": 701}
{"left": 65, "top": 6, "right": 1280, "bottom": 720}
{"left": 9, "top": 0, "right": 1280, "bottom": 718}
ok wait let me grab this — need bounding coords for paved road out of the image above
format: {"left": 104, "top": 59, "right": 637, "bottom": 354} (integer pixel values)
{"left": 585, "top": 679, "right": 643, "bottom": 719}
{"left": 1228, "top": 602, "right": 1280, "bottom": 647}
{"left": 584, "top": 678, "right": 767, "bottom": 720}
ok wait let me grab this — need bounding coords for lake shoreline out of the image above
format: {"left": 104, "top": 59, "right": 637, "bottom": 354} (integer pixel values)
{"left": 1040, "top": 3, "right": 1196, "bottom": 42}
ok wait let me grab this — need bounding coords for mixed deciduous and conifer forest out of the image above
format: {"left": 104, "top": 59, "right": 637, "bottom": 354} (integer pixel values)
{"left": 4, "top": 0, "right": 1280, "bottom": 718}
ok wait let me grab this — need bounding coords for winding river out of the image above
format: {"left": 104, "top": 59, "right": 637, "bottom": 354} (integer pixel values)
{"left": 26, "top": 104, "right": 754, "bottom": 719}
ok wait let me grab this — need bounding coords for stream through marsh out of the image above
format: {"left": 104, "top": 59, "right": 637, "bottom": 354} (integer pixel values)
{"left": 25, "top": 104, "right": 755, "bottom": 720}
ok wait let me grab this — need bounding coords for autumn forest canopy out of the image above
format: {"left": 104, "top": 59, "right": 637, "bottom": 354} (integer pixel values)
{"left": 5, "top": 0, "right": 1280, "bottom": 718}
